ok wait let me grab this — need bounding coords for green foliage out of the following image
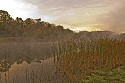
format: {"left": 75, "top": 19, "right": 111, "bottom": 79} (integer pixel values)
{"left": 80, "top": 74, "right": 107, "bottom": 83}
{"left": 107, "top": 67, "right": 125, "bottom": 82}
{"left": 79, "top": 65, "right": 125, "bottom": 83}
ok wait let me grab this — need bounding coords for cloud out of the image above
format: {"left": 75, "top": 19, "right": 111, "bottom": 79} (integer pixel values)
{"left": 97, "top": 0, "right": 125, "bottom": 33}
{"left": 20, "top": 0, "right": 114, "bottom": 16}
{"left": 0, "top": 0, "right": 39, "bottom": 19}
{"left": 16, "top": 0, "right": 125, "bottom": 33}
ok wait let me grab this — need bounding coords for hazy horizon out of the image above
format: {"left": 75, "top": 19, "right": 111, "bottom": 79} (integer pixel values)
{"left": 0, "top": 0, "right": 125, "bottom": 33}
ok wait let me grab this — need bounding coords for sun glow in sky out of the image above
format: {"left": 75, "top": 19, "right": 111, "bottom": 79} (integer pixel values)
{"left": 0, "top": 0, "right": 125, "bottom": 32}
{"left": 0, "top": 0, "right": 39, "bottom": 19}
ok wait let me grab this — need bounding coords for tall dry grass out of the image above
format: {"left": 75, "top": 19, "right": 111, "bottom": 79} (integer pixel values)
{"left": 52, "top": 38, "right": 125, "bottom": 82}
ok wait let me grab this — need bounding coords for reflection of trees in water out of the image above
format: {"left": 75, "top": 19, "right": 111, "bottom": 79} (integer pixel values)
{"left": 0, "top": 54, "right": 67, "bottom": 82}
{"left": 2, "top": 56, "right": 44, "bottom": 72}
{"left": 16, "top": 54, "right": 44, "bottom": 64}
{"left": 0, "top": 42, "right": 54, "bottom": 73}
{"left": 0, "top": 59, "right": 11, "bottom": 72}
{"left": 0, "top": 58, "right": 66, "bottom": 83}
{"left": 0, "top": 51, "right": 51, "bottom": 73}
{"left": 0, "top": 54, "right": 11, "bottom": 72}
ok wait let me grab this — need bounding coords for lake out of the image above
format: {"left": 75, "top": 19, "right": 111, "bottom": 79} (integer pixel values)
{"left": 0, "top": 42, "right": 66, "bottom": 83}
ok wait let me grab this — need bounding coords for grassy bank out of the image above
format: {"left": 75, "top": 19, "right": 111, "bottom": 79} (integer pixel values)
{"left": 80, "top": 65, "right": 125, "bottom": 83}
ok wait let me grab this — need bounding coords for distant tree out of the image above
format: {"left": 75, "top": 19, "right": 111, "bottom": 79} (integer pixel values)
{"left": 16, "top": 17, "right": 23, "bottom": 23}
{"left": 0, "top": 10, "right": 13, "bottom": 35}
{"left": 33, "top": 18, "right": 41, "bottom": 23}
{"left": 24, "top": 18, "right": 34, "bottom": 24}
{"left": 57, "top": 25, "right": 64, "bottom": 30}
{"left": 0, "top": 10, "right": 13, "bottom": 22}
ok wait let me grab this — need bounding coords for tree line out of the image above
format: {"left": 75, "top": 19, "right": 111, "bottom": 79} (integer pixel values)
{"left": 0, "top": 10, "right": 73, "bottom": 41}
{"left": 0, "top": 10, "right": 125, "bottom": 41}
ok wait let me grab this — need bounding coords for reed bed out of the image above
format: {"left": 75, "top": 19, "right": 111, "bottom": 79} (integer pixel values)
{"left": 52, "top": 38, "right": 125, "bottom": 82}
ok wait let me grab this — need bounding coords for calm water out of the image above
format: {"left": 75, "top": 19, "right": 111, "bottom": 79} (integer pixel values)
{"left": 0, "top": 58, "right": 66, "bottom": 83}
{"left": 0, "top": 42, "right": 66, "bottom": 83}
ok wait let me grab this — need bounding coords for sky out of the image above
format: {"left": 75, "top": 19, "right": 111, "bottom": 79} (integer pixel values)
{"left": 0, "top": 0, "right": 125, "bottom": 33}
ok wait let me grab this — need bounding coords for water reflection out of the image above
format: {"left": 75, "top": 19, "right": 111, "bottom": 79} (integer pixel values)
{"left": 0, "top": 59, "right": 11, "bottom": 72}
{"left": 0, "top": 42, "right": 65, "bottom": 83}
{"left": 0, "top": 58, "right": 65, "bottom": 83}
{"left": 0, "top": 54, "right": 11, "bottom": 74}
